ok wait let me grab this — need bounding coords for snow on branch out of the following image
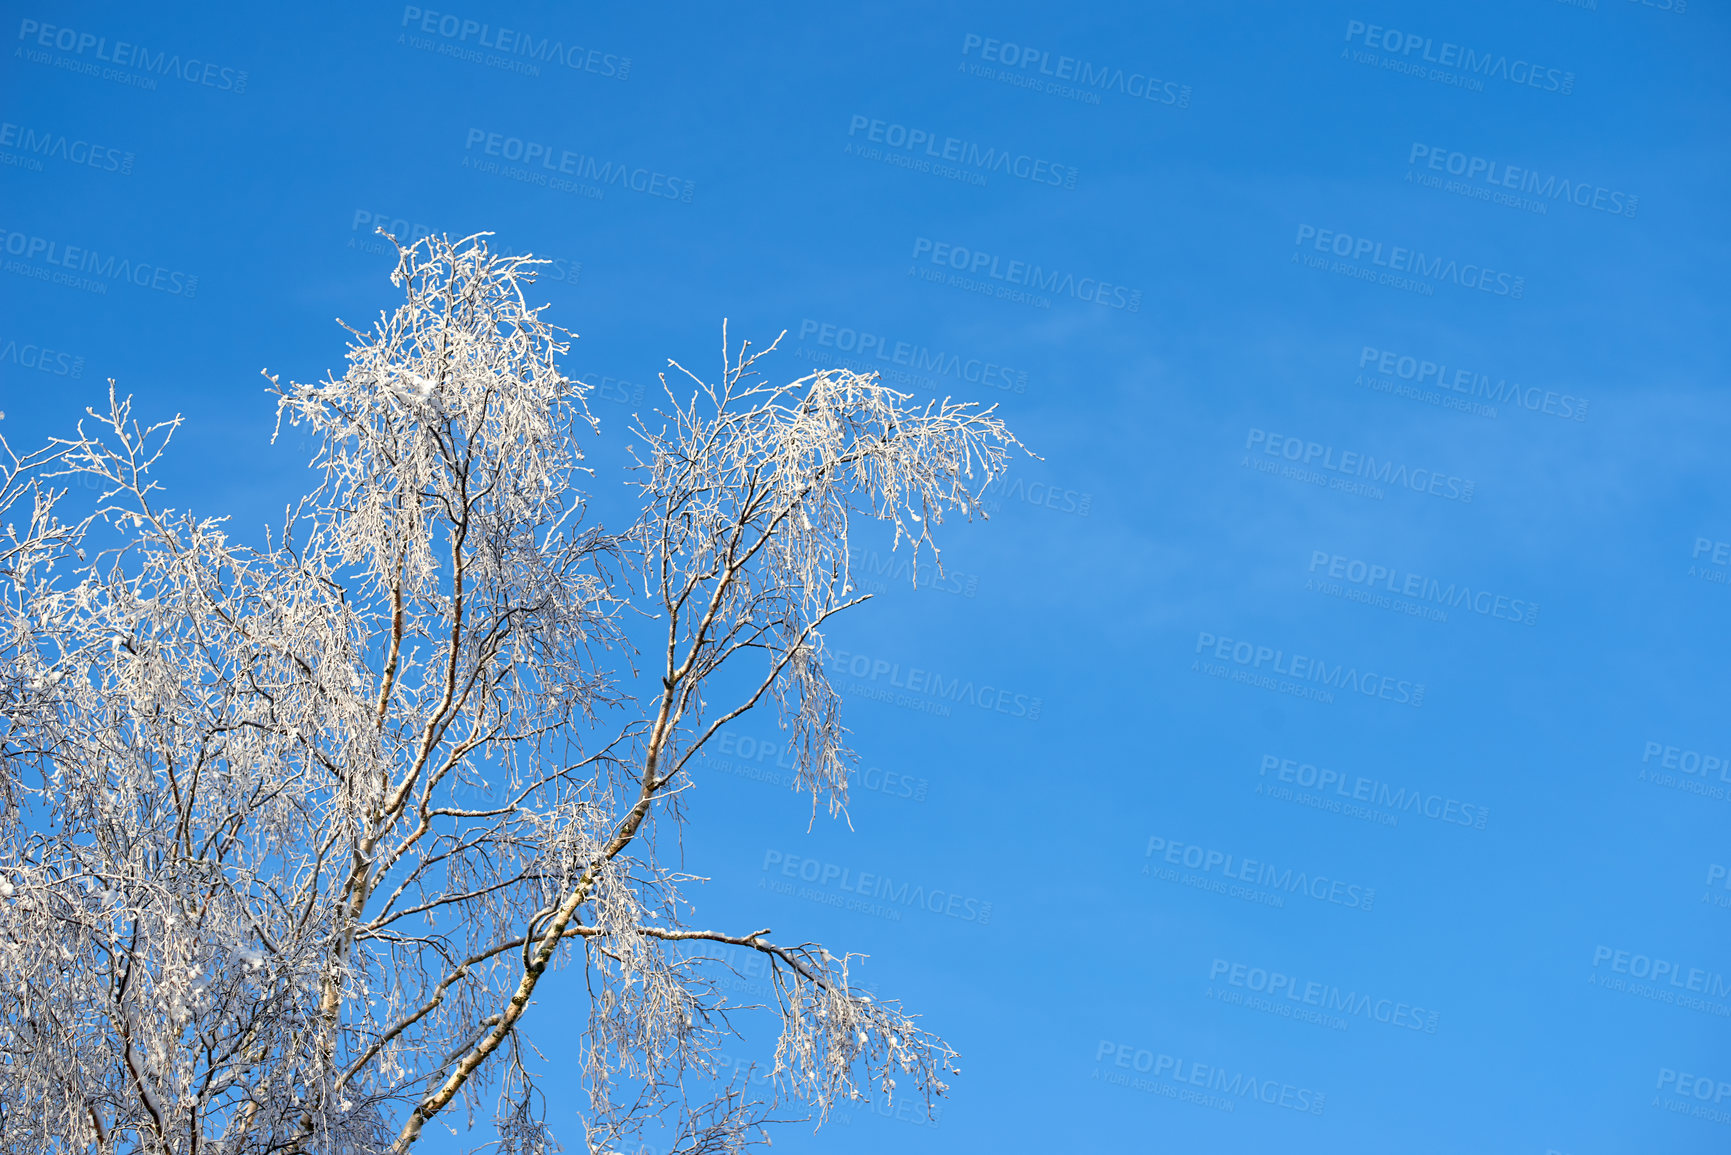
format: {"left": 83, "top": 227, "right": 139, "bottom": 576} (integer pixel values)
{"left": 0, "top": 232, "right": 1019, "bottom": 1155}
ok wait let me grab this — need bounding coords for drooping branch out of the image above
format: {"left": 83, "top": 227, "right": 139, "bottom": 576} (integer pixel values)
{"left": 0, "top": 234, "right": 1014, "bottom": 1155}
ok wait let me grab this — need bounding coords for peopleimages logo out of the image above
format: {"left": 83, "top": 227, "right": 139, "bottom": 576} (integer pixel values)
{"left": 1407, "top": 143, "right": 1637, "bottom": 219}
{"left": 15, "top": 18, "right": 248, "bottom": 93}
{"left": 1687, "top": 535, "right": 1731, "bottom": 593}
{"left": 398, "top": 6, "right": 630, "bottom": 79}
{"left": 1207, "top": 958, "right": 1441, "bottom": 1033}
{"left": 1144, "top": 834, "right": 1377, "bottom": 910}
{"left": 977, "top": 470, "right": 1092, "bottom": 518}
{"left": 960, "top": 34, "right": 1192, "bottom": 108}
{"left": 1654, "top": 1066, "right": 1731, "bottom": 1127}
{"left": 1591, "top": 945, "right": 1731, "bottom": 1011}
{"left": 795, "top": 318, "right": 1028, "bottom": 394}
{"left": 1307, "top": 550, "right": 1538, "bottom": 627}
{"left": 349, "top": 210, "right": 581, "bottom": 284}
{"left": 1258, "top": 753, "right": 1490, "bottom": 831}
{"left": 0, "top": 121, "right": 132, "bottom": 175}
{"left": 0, "top": 336, "right": 84, "bottom": 379}
{"left": 1194, "top": 630, "right": 1426, "bottom": 708}
{"left": 1641, "top": 741, "right": 1731, "bottom": 783}
{"left": 910, "top": 237, "right": 1142, "bottom": 311}
{"left": 1245, "top": 428, "right": 1475, "bottom": 504}
{"left": 570, "top": 370, "right": 643, "bottom": 408}
{"left": 1656, "top": 1067, "right": 1731, "bottom": 1106}
{"left": 1357, "top": 345, "right": 1588, "bottom": 422}
{"left": 1092, "top": 1041, "right": 1325, "bottom": 1115}
{"left": 462, "top": 129, "right": 694, "bottom": 203}
{"left": 1704, "top": 864, "right": 1731, "bottom": 910}
{"left": 853, "top": 546, "right": 980, "bottom": 598}
{"left": 846, "top": 115, "right": 1078, "bottom": 189}
{"left": 1295, "top": 224, "right": 1525, "bottom": 298}
{"left": 760, "top": 850, "right": 992, "bottom": 924}
{"left": 1342, "top": 19, "right": 1574, "bottom": 94}
{"left": 710, "top": 730, "right": 931, "bottom": 802}
{"left": 0, "top": 229, "right": 198, "bottom": 297}
{"left": 1692, "top": 537, "right": 1731, "bottom": 567}
{"left": 825, "top": 646, "right": 1043, "bottom": 719}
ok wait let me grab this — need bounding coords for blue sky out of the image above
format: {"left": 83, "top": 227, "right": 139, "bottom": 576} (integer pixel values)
{"left": 3, "top": 1, "right": 1729, "bottom": 1150}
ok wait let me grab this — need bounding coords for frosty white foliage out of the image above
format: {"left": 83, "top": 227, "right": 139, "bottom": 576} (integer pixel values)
{"left": 0, "top": 233, "right": 1020, "bottom": 1155}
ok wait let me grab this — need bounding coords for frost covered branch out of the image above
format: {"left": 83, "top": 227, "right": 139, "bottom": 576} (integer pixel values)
{"left": 0, "top": 232, "right": 1018, "bottom": 1155}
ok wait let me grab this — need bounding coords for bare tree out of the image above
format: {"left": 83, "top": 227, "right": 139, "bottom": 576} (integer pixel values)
{"left": 0, "top": 233, "right": 1021, "bottom": 1154}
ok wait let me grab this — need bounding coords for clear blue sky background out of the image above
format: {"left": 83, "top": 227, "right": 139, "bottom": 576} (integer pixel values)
{"left": 3, "top": 1, "right": 1728, "bottom": 1150}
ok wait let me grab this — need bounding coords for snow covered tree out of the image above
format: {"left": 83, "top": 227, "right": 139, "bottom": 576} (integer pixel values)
{"left": 0, "top": 234, "right": 1021, "bottom": 1154}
